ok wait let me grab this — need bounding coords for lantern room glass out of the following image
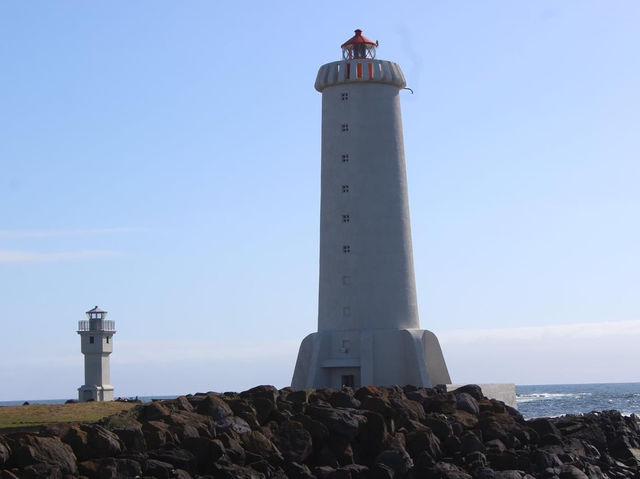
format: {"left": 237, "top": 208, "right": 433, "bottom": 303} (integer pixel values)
{"left": 342, "top": 43, "right": 376, "bottom": 61}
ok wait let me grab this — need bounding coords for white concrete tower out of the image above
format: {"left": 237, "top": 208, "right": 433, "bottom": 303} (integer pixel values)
{"left": 292, "top": 30, "right": 451, "bottom": 390}
{"left": 77, "top": 306, "right": 116, "bottom": 401}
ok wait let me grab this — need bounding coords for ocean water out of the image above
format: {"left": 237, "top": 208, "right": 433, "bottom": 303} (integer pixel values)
{"left": 2, "top": 384, "right": 640, "bottom": 420}
{"left": 516, "top": 382, "right": 640, "bottom": 419}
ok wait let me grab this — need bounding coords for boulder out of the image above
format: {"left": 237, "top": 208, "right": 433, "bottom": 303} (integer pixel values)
{"left": 197, "top": 394, "right": 234, "bottom": 420}
{"left": 456, "top": 393, "right": 480, "bottom": 416}
{"left": 149, "top": 447, "right": 197, "bottom": 474}
{"left": 272, "top": 420, "right": 313, "bottom": 463}
{"left": 306, "top": 406, "right": 366, "bottom": 440}
{"left": 9, "top": 434, "right": 77, "bottom": 475}
{"left": 0, "top": 436, "right": 11, "bottom": 466}
{"left": 61, "top": 423, "right": 123, "bottom": 461}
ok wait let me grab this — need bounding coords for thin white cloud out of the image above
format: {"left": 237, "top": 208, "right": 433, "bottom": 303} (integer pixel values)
{"left": 0, "top": 250, "right": 120, "bottom": 263}
{"left": 0, "top": 227, "right": 146, "bottom": 239}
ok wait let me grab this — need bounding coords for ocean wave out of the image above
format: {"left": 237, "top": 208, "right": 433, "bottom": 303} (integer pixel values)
{"left": 517, "top": 392, "right": 591, "bottom": 403}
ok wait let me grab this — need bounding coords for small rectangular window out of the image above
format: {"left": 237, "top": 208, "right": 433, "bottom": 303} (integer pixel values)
{"left": 342, "top": 214, "right": 350, "bottom": 223}
{"left": 341, "top": 154, "right": 349, "bottom": 163}
{"left": 106, "top": 336, "right": 110, "bottom": 344}
{"left": 89, "top": 336, "right": 94, "bottom": 344}
{"left": 342, "top": 185, "right": 349, "bottom": 193}
{"left": 341, "top": 92, "right": 349, "bottom": 101}
{"left": 341, "top": 123, "right": 349, "bottom": 132}
{"left": 343, "top": 245, "right": 351, "bottom": 253}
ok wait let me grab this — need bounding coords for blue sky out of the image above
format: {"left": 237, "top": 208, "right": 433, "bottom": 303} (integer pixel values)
{"left": 1, "top": 1, "right": 639, "bottom": 400}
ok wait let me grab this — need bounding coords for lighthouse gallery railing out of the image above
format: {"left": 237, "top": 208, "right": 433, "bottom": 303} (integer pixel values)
{"left": 77, "top": 320, "right": 116, "bottom": 332}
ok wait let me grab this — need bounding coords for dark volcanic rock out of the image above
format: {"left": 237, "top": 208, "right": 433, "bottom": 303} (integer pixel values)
{"left": 273, "top": 420, "right": 313, "bottom": 463}
{"left": 0, "top": 436, "right": 11, "bottom": 466}
{"left": 4, "top": 384, "right": 640, "bottom": 479}
{"left": 61, "top": 423, "right": 123, "bottom": 461}
{"left": 9, "top": 434, "right": 77, "bottom": 474}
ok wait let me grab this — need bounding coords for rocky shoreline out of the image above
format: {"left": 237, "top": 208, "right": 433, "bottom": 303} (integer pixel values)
{"left": 1, "top": 384, "right": 639, "bottom": 478}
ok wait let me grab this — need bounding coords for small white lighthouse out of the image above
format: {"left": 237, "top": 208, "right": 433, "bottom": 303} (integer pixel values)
{"left": 292, "top": 30, "right": 451, "bottom": 389}
{"left": 77, "top": 306, "right": 116, "bottom": 401}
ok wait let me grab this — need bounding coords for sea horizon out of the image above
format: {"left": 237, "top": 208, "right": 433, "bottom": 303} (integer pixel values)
{"left": 2, "top": 381, "right": 640, "bottom": 420}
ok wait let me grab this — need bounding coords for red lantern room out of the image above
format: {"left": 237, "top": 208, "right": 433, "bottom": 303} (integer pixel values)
{"left": 341, "top": 29, "right": 377, "bottom": 60}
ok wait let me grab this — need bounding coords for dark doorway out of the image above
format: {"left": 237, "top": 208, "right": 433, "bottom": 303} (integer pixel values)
{"left": 341, "top": 374, "right": 355, "bottom": 387}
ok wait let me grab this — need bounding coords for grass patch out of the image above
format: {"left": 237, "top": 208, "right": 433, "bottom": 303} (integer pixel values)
{"left": 0, "top": 402, "right": 137, "bottom": 432}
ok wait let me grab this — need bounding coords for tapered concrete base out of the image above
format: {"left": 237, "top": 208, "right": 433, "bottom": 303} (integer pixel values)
{"left": 292, "top": 328, "right": 451, "bottom": 389}
{"left": 78, "top": 385, "right": 114, "bottom": 402}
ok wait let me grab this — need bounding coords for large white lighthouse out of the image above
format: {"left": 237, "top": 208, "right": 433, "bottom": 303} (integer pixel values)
{"left": 292, "top": 30, "right": 451, "bottom": 390}
{"left": 77, "top": 306, "right": 116, "bottom": 401}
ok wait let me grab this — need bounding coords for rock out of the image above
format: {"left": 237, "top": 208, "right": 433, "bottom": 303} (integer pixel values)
{"left": 78, "top": 457, "right": 142, "bottom": 478}
{"left": 460, "top": 431, "right": 485, "bottom": 455}
{"left": 226, "top": 398, "right": 261, "bottom": 429}
{"left": 354, "top": 411, "right": 387, "bottom": 462}
{"left": 145, "top": 458, "right": 176, "bottom": 479}
{"left": 288, "top": 390, "right": 310, "bottom": 405}
{"left": 528, "top": 418, "right": 561, "bottom": 440}
{"left": 149, "top": 447, "right": 197, "bottom": 474}
{"left": 213, "top": 463, "right": 266, "bottom": 478}
{"left": 292, "top": 413, "right": 330, "bottom": 452}
{"left": 423, "top": 393, "right": 458, "bottom": 414}
{"left": 306, "top": 406, "right": 366, "bottom": 440}
{"left": 375, "top": 448, "right": 413, "bottom": 474}
{"left": 137, "top": 401, "right": 171, "bottom": 421}
{"left": 219, "top": 432, "right": 247, "bottom": 465}
{"left": 456, "top": 393, "right": 480, "bottom": 416}
{"left": 9, "top": 434, "right": 78, "bottom": 475}
{"left": 272, "top": 420, "right": 313, "bottom": 463}
{"left": 111, "top": 422, "right": 146, "bottom": 453}
{"left": 474, "top": 466, "right": 496, "bottom": 479}
{"left": 342, "top": 463, "right": 369, "bottom": 479}
{"left": 242, "top": 430, "right": 284, "bottom": 465}
{"left": 329, "top": 390, "right": 361, "bottom": 409}
{"left": 61, "top": 424, "right": 123, "bottom": 461}
{"left": 285, "top": 462, "right": 316, "bottom": 479}
{"left": 183, "top": 436, "right": 225, "bottom": 472}
{"left": 424, "top": 414, "right": 454, "bottom": 442}
{"left": 0, "top": 437, "right": 11, "bottom": 466}
{"left": 0, "top": 469, "right": 20, "bottom": 479}
{"left": 405, "top": 428, "right": 442, "bottom": 460}
{"left": 197, "top": 394, "right": 234, "bottom": 420}
{"left": 429, "top": 461, "right": 472, "bottom": 479}
{"left": 454, "top": 385, "right": 485, "bottom": 401}
{"left": 368, "top": 463, "right": 395, "bottom": 479}
{"left": 313, "top": 465, "right": 336, "bottom": 478}
{"left": 494, "top": 471, "right": 524, "bottom": 479}
{"left": 558, "top": 465, "right": 589, "bottom": 479}
{"left": 215, "top": 415, "right": 252, "bottom": 435}
{"left": 142, "top": 420, "right": 176, "bottom": 449}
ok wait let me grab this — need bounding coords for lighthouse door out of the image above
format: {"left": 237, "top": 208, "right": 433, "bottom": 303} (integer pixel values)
{"left": 332, "top": 368, "right": 361, "bottom": 389}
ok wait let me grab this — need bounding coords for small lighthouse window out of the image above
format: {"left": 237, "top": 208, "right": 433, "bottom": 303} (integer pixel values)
{"left": 341, "top": 154, "right": 349, "bottom": 162}
{"left": 342, "top": 215, "right": 350, "bottom": 223}
{"left": 106, "top": 336, "right": 110, "bottom": 344}
{"left": 89, "top": 336, "right": 94, "bottom": 344}
{"left": 343, "top": 245, "right": 351, "bottom": 253}
{"left": 341, "top": 124, "right": 349, "bottom": 132}
{"left": 341, "top": 92, "right": 349, "bottom": 101}
{"left": 342, "top": 185, "right": 349, "bottom": 193}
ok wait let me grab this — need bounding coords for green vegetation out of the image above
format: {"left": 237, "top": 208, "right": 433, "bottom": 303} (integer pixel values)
{"left": 0, "top": 401, "right": 137, "bottom": 432}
